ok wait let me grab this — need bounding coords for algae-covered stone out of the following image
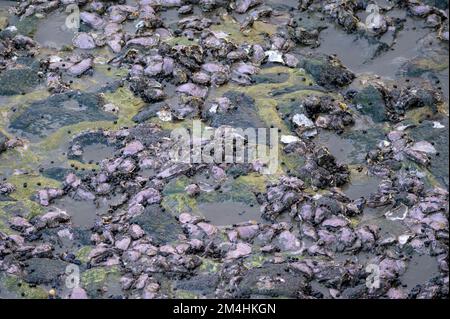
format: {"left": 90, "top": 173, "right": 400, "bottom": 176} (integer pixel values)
{"left": 0, "top": 68, "right": 41, "bottom": 96}
{"left": 1, "top": 273, "right": 49, "bottom": 299}
{"left": 236, "top": 264, "right": 307, "bottom": 298}
{"left": 204, "top": 91, "right": 266, "bottom": 128}
{"left": 24, "top": 258, "right": 69, "bottom": 285}
{"left": 132, "top": 102, "right": 166, "bottom": 123}
{"left": 81, "top": 266, "right": 120, "bottom": 298}
{"left": 175, "top": 274, "right": 220, "bottom": 296}
{"left": 252, "top": 72, "right": 290, "bottom": 84}
{"left": 0, "top": 132, "right": 8, "bottom": 153}
{"left": 10, "top": 91, "right": 117, "bottom": 138}
{"left": 14, "top": 15, "right": 39, "bottom": 37}
{"left": 410, "top": 117, "right": 449, "bottom": 187}
{"left": 42, "top": 167, "right": 77, "bottom": 182}
{"left": 130, "top": 204, "right": 183, "bottom": 245}
{"left": 300, "top": 54, "right": 355, "bottom": 89}
{"left": 353, "top": 85, "right": 387, "bottom": 123}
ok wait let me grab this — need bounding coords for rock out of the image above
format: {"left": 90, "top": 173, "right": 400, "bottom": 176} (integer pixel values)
{"left": 115, "top": 237, "right": 131, "bottom": 250}
{"left": 9, "top": 91, "right": 116, "bottom": 138}
{"left": 70, "top": 287, "right": 88, "bottom": 299}
{"left": 0, "top": 132, "right": 8, "bottom": 153}
{"left": 322, "top": 217, "right": 349, "bottom": 228}
{"left": 32, "top": 244, "right": 53, "bottom": 257}
{"left": 226, "top": 243, "right": 252, "bottom": 259}
{"left": 129, "top": 224, "right": 145, "bottom": 239}
{"left": 237, "top": 264, "right": 307, "bottom": 298}
{"left": 67, "top": 58, "right": 93, "bottom": 76}
{"left": 80, "top": 12, "right": 104, "bottom": 29}
{"left": 300, "top": 54, "right": 355, "bottom": 88}
{"left": 277, "top": 230, "right": 301, "bottom": 251}
{"left": 130, "top": 188, "right": 161, "bottom": 206}
{"left": 410, "top": 141, "right": 437, "bottom": 154}
{"left": 386, "top": 287, "right": 407, "bottom": 299}
{"left": 123, "top": 141, "right": 144, "bottom": 156}
{"left": 0, "top": 68, "right": 41, "bottom": 96}
{"left": 65, "top": 173, "right": 81, "bottom": 188}
{"left": 130, "top": 205, "right": 183, "bottom": 245}
{"left": 292, "top": 113, "right": 317, "bottom": 137}
{"left": 24, "top": 258, "right": 68, "bottom": 285}
{"left": 39, "top": 210, "right": 71, "bottom": 228}
{"left": 280, "top": 135, "right": 300, "bottom": 144}
{"left": 176, "top": 83, "right": 208, "bottom": 99}
{"left": 10, "top": 217, "right": 32, "bottom": 231}
{"left": 72, "top": 33, "right": 96, "bottom": 49}
{"left": 237, "top": 225, "right": 259, "bottom": 240}
{"left": 197, "top": 222, "right": 217, "bottom": 236}
{"left": 185, "top": 184, "right": 200, "bottom": 197}
{"left": 235, "top": 0, "right": 262, "bottom": 13}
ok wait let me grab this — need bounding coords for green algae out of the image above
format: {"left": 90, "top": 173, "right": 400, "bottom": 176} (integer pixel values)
{"left": 173, "top": 289, "right": 199, "bottom": 299}
{"left": 0, "top": 88, "right": 50, "bottom": 120}
{"left": 161, "top": 176, "right": 199, "bottom": 215}
{"left": 0, "top": 16, "right": 8, "bottom": 30}
{"left": 38, "top": 120, "right": 114, "bottom": 151}
{"left": 243, "top": 254, "right": 269, "bottom": 269}
{"left": 15, "top": 15, "right": 40, "bottom": 37}
{"left": 352, "top": 85, "right": 387, "bottom": 122}
{"left": 81, "top": 266, "right": 120, "bottom": 297}
{"left": 149, "top": 117, "right": 193, "bottom": 131}
{"left": 70, "top": 64, "right": 128, "bottom": 92}
{"left": 0, "top": 205, "right": 14, "bottom": 235}
{"left": 403, "top": 57, "right": 449, "bottom": 77}
{"left": 211, "top": 66, "right": 319, "bottom": 136}
{"left": 0, "top": 147, "right": 42, "bottom": 176}
{"left": 0, "top": 68, "right": 43, "bottom": 96}
{"left": 101, "top": 87, "right": 145, "bottom": 123}
{"left": 206, "top": 66, "right": 328, "bottom": 176}
{"left": 210, "top": 14, "right": 277, "bottom": 45}
{"left": 34, "top": 87, "right": 142, "bottom": 152}
{"left": 67, "top": 159, "right": 99, "bottom": 171}
{"left": 75, "top": 246, "right": 93, "bottom": 264}
{"left": 3, "top": 275, "right": 48, "bottom": 299}
{"left": 161, "top": 192, "right": 198, "bottom": 216}
{"left": 6, "top": 173, "right": 60, "bottom": 218}
{"left": 198, "top": 258, "right": 220, "bottom": 274}
{"left": 234, "top": 173, "right": 267, "bottom": 193}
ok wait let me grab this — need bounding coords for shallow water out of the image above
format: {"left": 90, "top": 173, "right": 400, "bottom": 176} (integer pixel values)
{"left": 34, "top": 11, "right": 75, "bottom": 49}
{"left": 314, "top": 130, "right": 356, "bottom": 165}
{"left": 317, "top": 12, "right": 430, "bottom": 79}
{"left": 402, "top": 254, "right": 440, "bottom": 289}
{"left": 82, "top": 143, "right": 115, "bottom": 164}
{"left": 343, "top": 171, "right": 381, "bottom": 200}
{"left": 53, "top": 197, "right": 99, "bottom": 228}
{"left": 198, "top": 202, "right": 262, "bottom": 225}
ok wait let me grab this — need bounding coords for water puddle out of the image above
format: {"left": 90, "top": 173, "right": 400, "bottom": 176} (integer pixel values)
{"left": 343, "top": 170, "right": 382, "bottom": 200}
{"left": 198, "top": 202, "right": 261, "bottom": 226}
{"left": 314, "top": 130, "right": 356, "bottom": 164}
{"left": 360, "top": 207, "right": 409, "bottom": 237}
{"left": 402, "top": 254, "right": 440, "bottom": 290}
{"left": 34, "top": 11, "right": 75, "bottom": 49}
{"left": 317, "top": 14, "right": 430, "bottom": 78}
{"left": 53, "top": 197, "right": 99, "bottom": 228}
{"left": 82, "top": 143, "right": 115, "bottom": 164}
